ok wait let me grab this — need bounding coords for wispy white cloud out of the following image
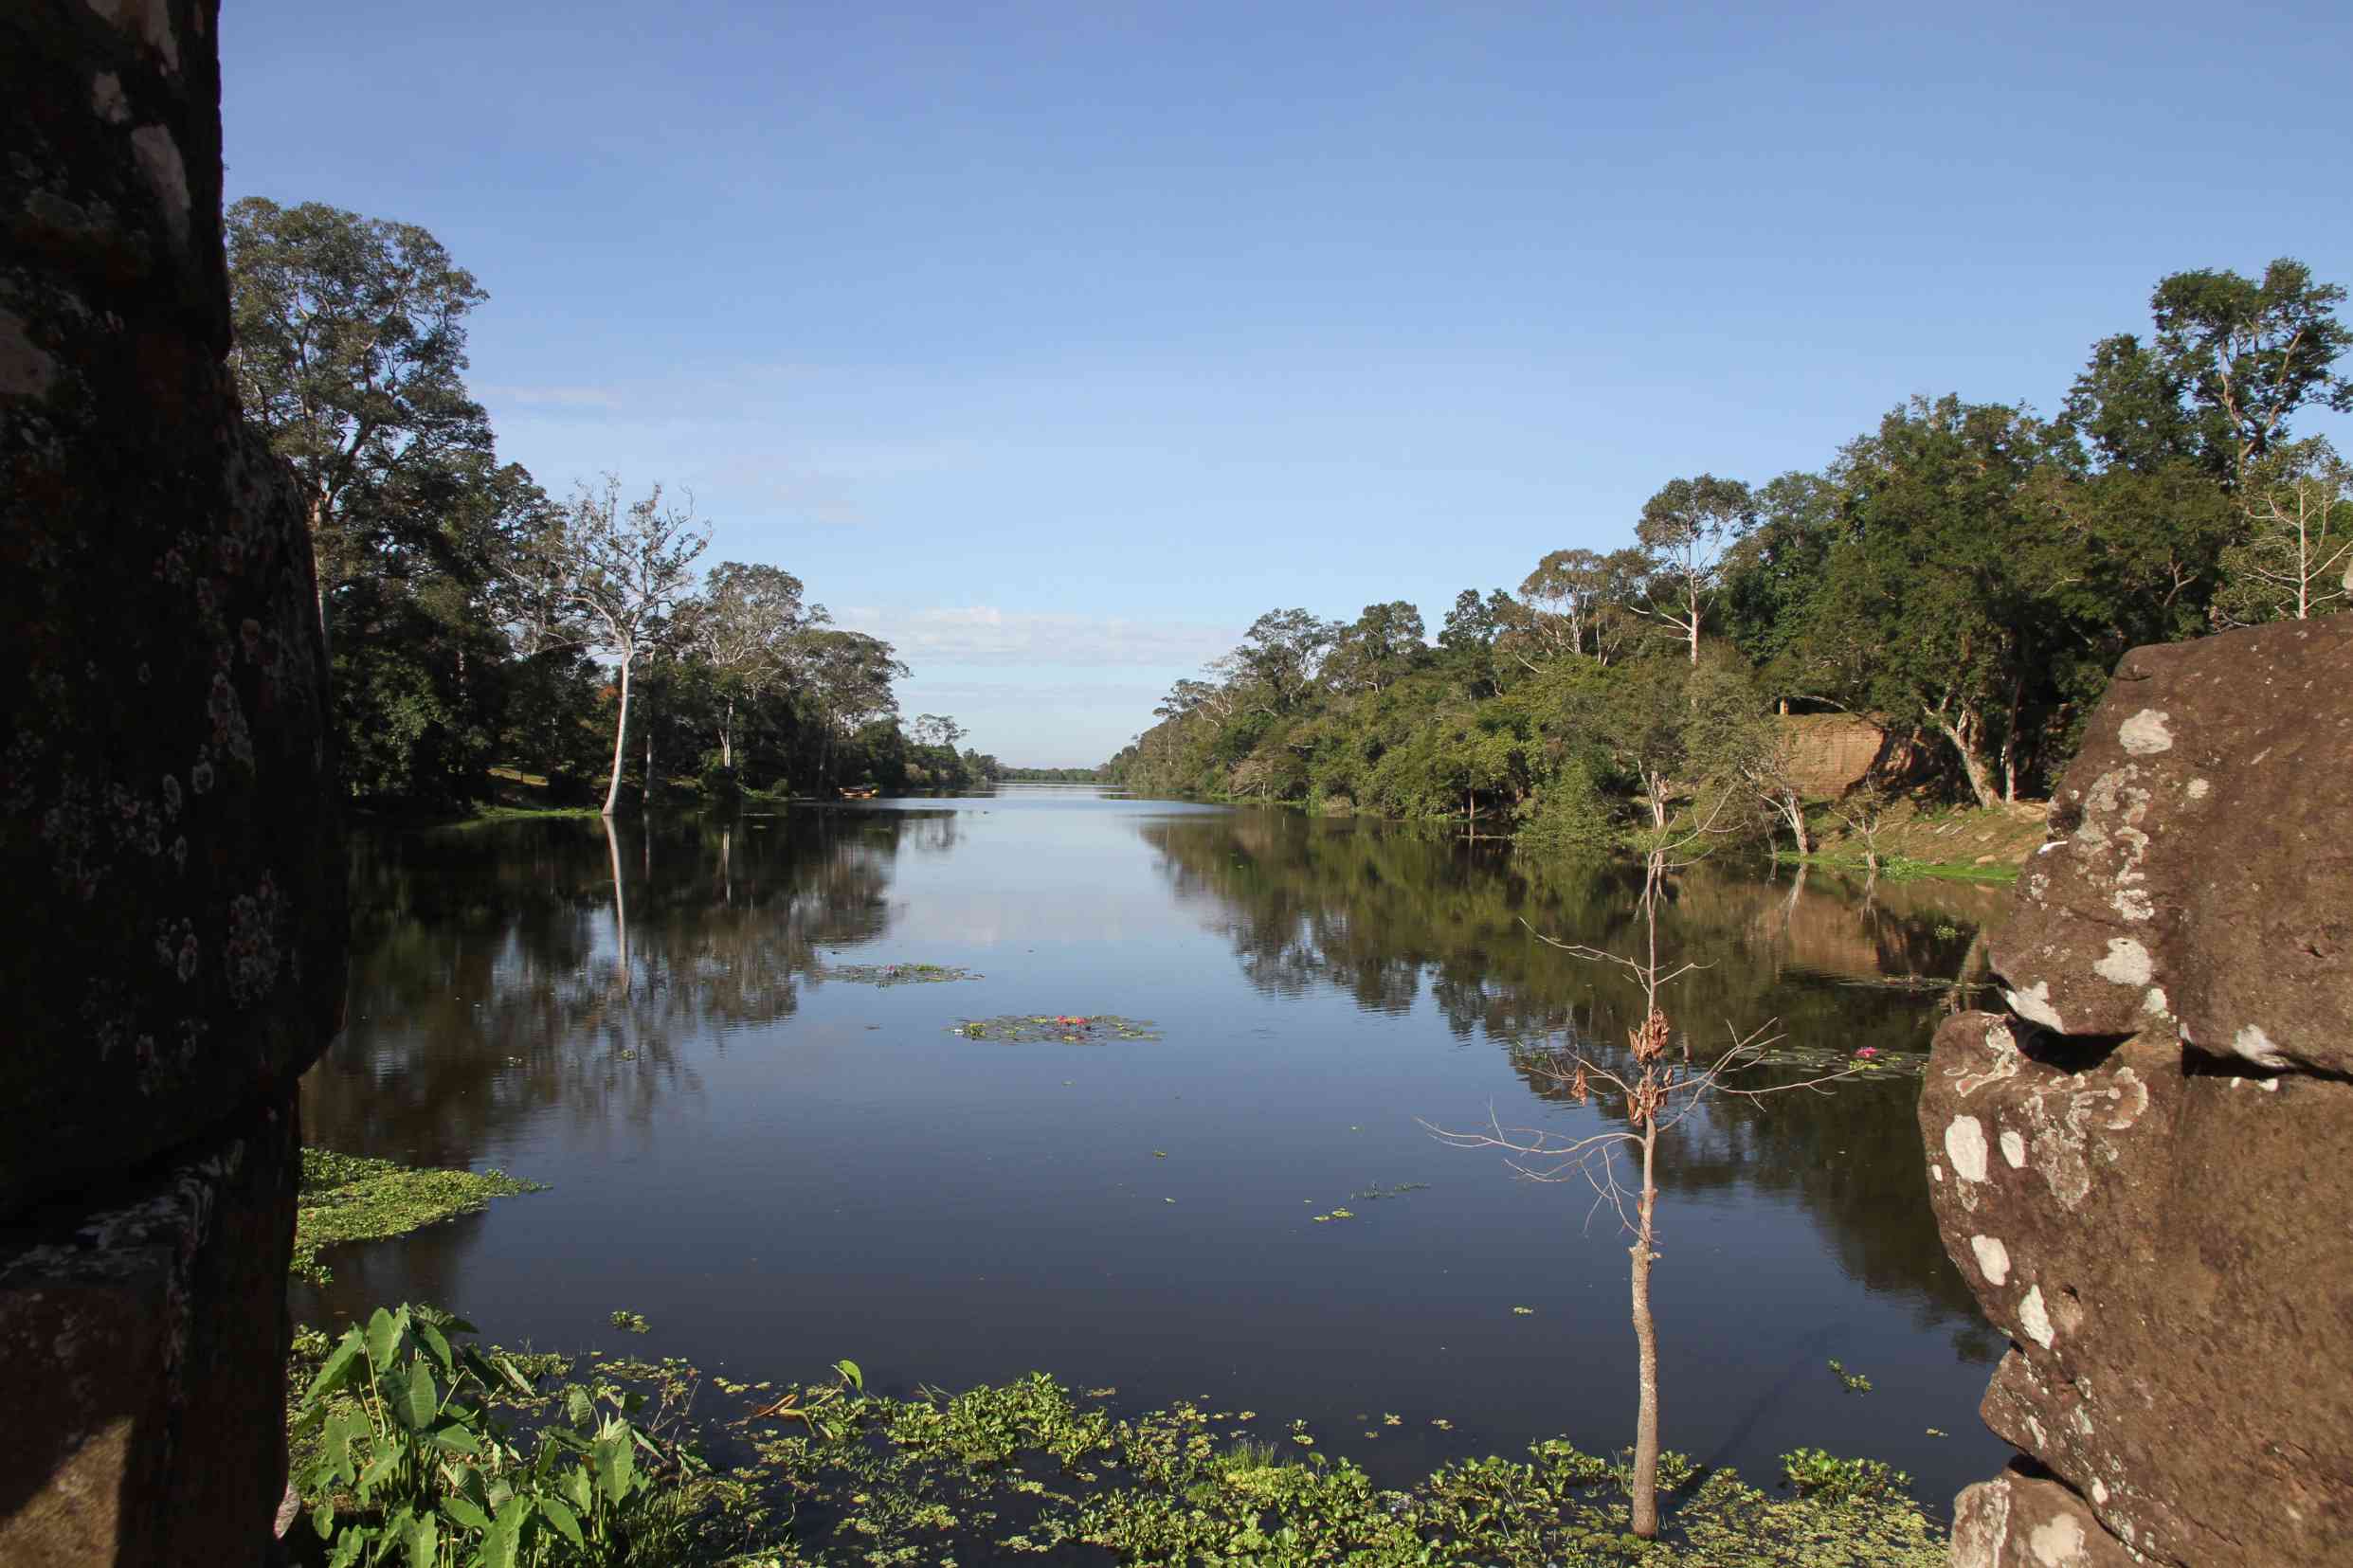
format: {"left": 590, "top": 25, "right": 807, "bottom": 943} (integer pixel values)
{"left": 835, "top": 605, "right": 1239, "bottom": 669}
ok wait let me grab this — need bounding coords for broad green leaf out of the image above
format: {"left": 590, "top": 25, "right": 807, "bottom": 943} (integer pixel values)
{"left": 473, "top": 1509, "right": 519, "bottom": 1568}
{"left": 414, "top": 1317, "right": 454, "bottom": 1377}
{"left": 326, "top": 1528, "right": 366, "bottom": 1568}
{"left": 359, "top": 1449, "right": 400, "bottom": 1500}
{"left": 564, "top": 1466, "right": 593, "bottom": 1515}
{"left": 494, "top": 1352, "right": 537, "bottom": 1396}
{"left": 593, "top": 1434, "right": 634, "bottom": 1505}
{"left": 405, "top": 1362, "right": 440, "bottom": 1431}
{"left": 403, "top": 1510, "right": 438, "bottom": 1568}
{"left": 430, "top": 1421, "right": 480, "bottom": 1455}
{"left": 441, "top": 1495, "right": 492, "bottom": 1533}
{"left": 537, "top": 1495, "right": 584, "bottom": 1547}
{"left": 835, "top": 1359, "right": 864, "bottom": 1391}
{"left": 306, "top": 1330, "right": 366, "bottom": 1403}
{"left": 311, "top": 1500, "right": 336, "bottom": 1541}
{"left": 565, "top": 1386, "right": 595, "bottom": 1430}
{"left": 366, "top": 1307, "right": 405, "bottom": 1370}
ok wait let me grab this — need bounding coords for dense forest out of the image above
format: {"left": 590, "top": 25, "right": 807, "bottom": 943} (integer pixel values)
{"left": 1105, "top": 260, "right": 2351, "bottom": 845}
{"left": 226, "top": 197, "right": 1005, "bottom": 816}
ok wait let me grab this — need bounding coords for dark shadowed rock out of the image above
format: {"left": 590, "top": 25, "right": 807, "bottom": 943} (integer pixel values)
{"left": 2, "top": 0, "right": 345, "bottom": 1213}
{"left": 0, "top": 1097, "right": 301, "bottom": 1565}
{"left": 1990, "top": 618, "right": 2353, "bottom": 1072}
{"left": 3, "top": 1, "right": 343, "bottom": 1560}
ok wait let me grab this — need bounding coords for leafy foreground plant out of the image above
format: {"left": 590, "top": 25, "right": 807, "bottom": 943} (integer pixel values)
{"left": 295, "top": 1149, "right": 545, "bottom": 1286}
{"left": 291, "top": 1305, "right": 744, "bottom": 1566}
{"left": 290, "top": 1314, "right": 1945, "bottom": 1565}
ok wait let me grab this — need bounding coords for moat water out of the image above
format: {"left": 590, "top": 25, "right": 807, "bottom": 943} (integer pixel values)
{"left": 298, "top": 784, "right": 2011, "bottom": 1506}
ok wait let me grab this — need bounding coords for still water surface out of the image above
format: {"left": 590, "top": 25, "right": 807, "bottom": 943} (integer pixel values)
{"left": 300, "top": 785, "right": 2010, "bottom": 1506}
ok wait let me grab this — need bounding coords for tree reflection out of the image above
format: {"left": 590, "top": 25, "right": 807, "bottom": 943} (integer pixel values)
{"left": 304, "top": 812, "right": 912, "bottom": 1165}
{"left": 1139, "top": 809, "right": 2006, "bottom": 1347}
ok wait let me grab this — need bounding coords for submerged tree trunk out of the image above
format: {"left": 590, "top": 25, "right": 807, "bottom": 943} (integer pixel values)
{"left": 1629, "top": 1094, "right": 1662, "bottom": 1536}
{"left": 603, "top": 652, "right": 635, "bottom": 818}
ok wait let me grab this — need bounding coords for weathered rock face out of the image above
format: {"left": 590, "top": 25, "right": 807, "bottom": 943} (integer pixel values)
{"left": 0, "top": 1098, "right": 302, "bottom": 1566}
{"left": 1991, "top": 618, "right": 2353, "bottom": 1072}
{"left": 1950, "top": 1466, "right": 2141, "bottom": 1568}
{"left": 2, "top": 1, "right": 344, "bottom": 1561}
{"left": 3, "top": 0, "right": 344, "bottom": 1209}
{"left": 1926, "top": 618, "right": 2353, "bottom": 1568}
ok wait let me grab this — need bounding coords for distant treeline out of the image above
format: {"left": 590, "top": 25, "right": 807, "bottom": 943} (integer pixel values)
{"left": 996, "top": 767, "right": 1112, "bottom": 783}
{"left": 1106, "top": 260, "right": 2350, "bottom": 846}
{"left": 227, "top": 197, "right": 1003, "bottom": 814}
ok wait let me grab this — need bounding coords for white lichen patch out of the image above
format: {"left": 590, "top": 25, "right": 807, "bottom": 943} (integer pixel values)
{"left": 1946, "top": 1115, "right": 1990, "bottom": 1184}
{"left": 2092, "top": 1479, "right": 2109, "bottom": 1506}
{"left": 2026, "top": 1512, "right": 2087, "bottom": 1565}
{"left": 2143, "top": 986, "right": 2168, "bottom": 1017}
{"left": 2000, "top": 1128, "right": 2027, "bottom": 1168}
{"left": 2006, "top": 981, "right": 2065, "bottom": 1031}
{"left": 2018, "top": 1285, "right": 2055, "bottom": 1348}
{"left": 2092, "top": 937, "right": 2152, "bottom": 987}
{"left": 2118, "top": 709, "right": 2175, "bottom": 754}
{"left": 2233, "top": 1024, "right": 2290, "bottom": 1070}
{"left": 2186, "top": 777, "right": 2210, "bottom": 801}
{"left": 1969, "top": 1235, "right": 2011, "bottom": 1286}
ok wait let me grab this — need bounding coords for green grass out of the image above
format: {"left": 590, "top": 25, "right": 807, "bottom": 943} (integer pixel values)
{"left": 293, "top": 1149, "right": 546, "bottom": 1285}
{"left": 1788, "top": 851, "right": 2020, "bottom": 885}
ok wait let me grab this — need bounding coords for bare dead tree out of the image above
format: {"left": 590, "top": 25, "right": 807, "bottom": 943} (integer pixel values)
{"left": 503, "top": 477, "right": 709, "bottom": 817}
{"left": 1426, "top": 820, "right": 1859, "bottom": 1540}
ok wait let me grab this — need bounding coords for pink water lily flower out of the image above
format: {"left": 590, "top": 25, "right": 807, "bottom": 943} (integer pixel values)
{"left": 1854, "top": 1047, "right": 1879, "bottom": 1059}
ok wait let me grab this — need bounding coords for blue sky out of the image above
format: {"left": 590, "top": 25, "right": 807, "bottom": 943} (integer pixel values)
{"left": 220, "top": 0, "right": 2353, "bottom": 766}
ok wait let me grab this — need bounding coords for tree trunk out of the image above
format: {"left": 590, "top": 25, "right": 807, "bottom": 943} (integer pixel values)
{"left": 1629, "top": 1118, "right": 1662, "bottom": 1539}
{"left": 720, "top": 697, "right": 736, "bottom": 774}
{"left": 643, "top": 699, "right": 655, "bottom": 809}
{"left": 1934, "top": 712, "right": 2000, "bottom": 811}
{"left": 1778, "top": 788, "right": 1810, "bottom": 856}
{"left": 602, "top": 652, "right": 634, "bottom": 818}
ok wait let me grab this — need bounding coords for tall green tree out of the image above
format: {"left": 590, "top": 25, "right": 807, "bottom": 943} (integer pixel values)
{"left": 226, "top": 197, "right": 495, "bottom": 640}
{"left": 1634, "top": 476, "right": 1754, "bottom": 664}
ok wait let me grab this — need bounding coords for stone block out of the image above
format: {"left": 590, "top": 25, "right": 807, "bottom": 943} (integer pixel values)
{"left": 0, "top": 1093, "right": 299, "bottom": 1566}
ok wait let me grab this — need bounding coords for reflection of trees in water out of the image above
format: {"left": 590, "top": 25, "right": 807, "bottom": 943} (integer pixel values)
{"left": 1141, "top": 811, "right": 2002, "bottom": 1349}
{"left": 305, "top": 813, "right": 912, "bottom": 1165}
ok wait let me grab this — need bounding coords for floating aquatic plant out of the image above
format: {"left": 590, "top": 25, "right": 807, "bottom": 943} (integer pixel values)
{"left": 825, "top": 961, "right": 982, "bottom": 986}
{"left": 292, "top": 1149, "right": 544, "bottom": 1286}
{"left": 950, "top": 1013, "right": 1162, "bottom": 1044}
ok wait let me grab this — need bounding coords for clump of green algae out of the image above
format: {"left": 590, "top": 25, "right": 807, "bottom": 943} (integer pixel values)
{"left": 292, "top": 1148, "right": 545, "bottom": 1285}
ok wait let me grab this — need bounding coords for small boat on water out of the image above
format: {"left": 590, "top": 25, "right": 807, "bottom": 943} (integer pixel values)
{"left": 839, "top": 785, "right": 879, "bottom": 801}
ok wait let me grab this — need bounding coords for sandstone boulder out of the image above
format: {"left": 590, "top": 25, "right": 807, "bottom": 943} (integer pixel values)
{"left": 1950, "top": 1465, "right": 2140, "bottom": 1568}
{"left": 1923, "top": 1012, "right": 2353, "bottom": 1564}
{"left": 1991, "top": 618, "right": 2353, "bottom": 1072}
